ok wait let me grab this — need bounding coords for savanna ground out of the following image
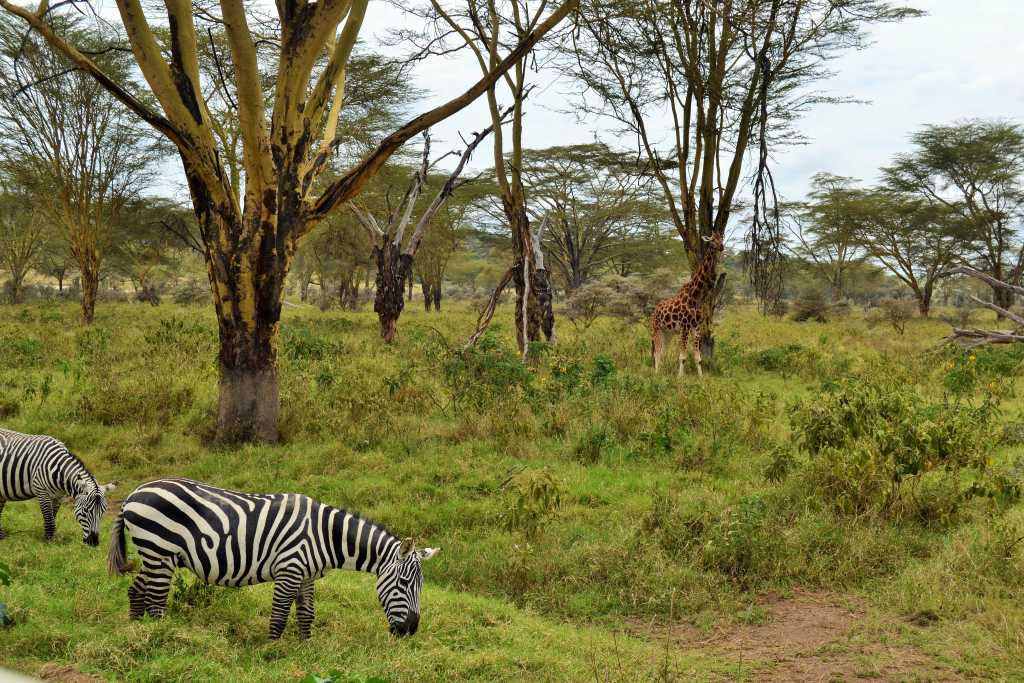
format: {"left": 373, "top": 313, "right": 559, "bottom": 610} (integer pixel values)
{"left": 0, "top": 300, "right": 1022, "bottom": 682}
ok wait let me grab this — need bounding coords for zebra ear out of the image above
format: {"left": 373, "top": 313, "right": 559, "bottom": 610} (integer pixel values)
{"left": 419, "top": 547, "right": 439, "bottom": 561}
{"left": 399, "top": 537, "right": 415, "bottom": 559}
{"left": 100, "top": 482, "right": 117, "bottom": 494}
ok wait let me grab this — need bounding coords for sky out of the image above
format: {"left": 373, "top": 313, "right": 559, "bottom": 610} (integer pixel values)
{"left": 352, "top": 0, "right": 1024, "bottom": 203}
{"left": 130, "top": 0, "right": 1023, "bottom": 205}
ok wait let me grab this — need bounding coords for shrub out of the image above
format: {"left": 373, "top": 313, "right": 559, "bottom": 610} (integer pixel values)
{"left": 790, "top": 291, "right": 829, "bottom": 322}
{"left": 501, "top": 469, "right": 562, "bottom": 540}
{"left": 564, "top": 281, "right": 615, "bottom": 329}
{"left": 172, "top": 279, "right": 210, "bottom": 305}
{"left": 573, "top": 424, "right": 614, "bottom": 464}
{"left": 790, "top": 374, "right": 996, "bottom": 516}
{"left": 879, "top": 298, "right": 915, "bottom": 335}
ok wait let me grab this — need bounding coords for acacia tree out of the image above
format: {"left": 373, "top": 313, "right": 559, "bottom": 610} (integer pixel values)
{"left": 784, "top": 174, "right": 867, "bottom": 302}
{"left": 108, "top": 198, "right": 188, "bottom": 301}
{"left": 416, "top": 199, "right": 469, "bottom": 311}
{"left": 884, "top": 121, "right": 1024, "bottom": 314}
{"left": 349, "top": 127, "right": 495, "bottom": 341}
{"left": 405, "top": 0, "right": 566, "bottom": 355}
{"left": 520, "top": 143, "right": 666, "bottom": 290}
{"left": 569, "top": 0, "right": 917, "bottom": 355}
{"left": 0, "top": 16, "right": 159, "bottom": 322}
{"left": 0, "top": 0, "right": 575, "bottom": 442}
{"left": 0, "top": 179, "right": 48, "bottom": 304}
{"left": 852, "top": 191, "right": 965, "bottom": 316}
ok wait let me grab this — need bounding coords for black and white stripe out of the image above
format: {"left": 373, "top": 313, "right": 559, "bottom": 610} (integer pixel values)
{"left": 0, "top": 427, "right": 114, "bottom": 545}
{"left": 109, "top": 478, "right": 438, "bottom": 639}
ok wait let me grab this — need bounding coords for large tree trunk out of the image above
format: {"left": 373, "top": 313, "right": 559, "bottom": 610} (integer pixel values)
{"left": 373, "top": 241, "right": 413, "bottom": 342}
{"left": 918, "top": 282, "right": 933, "bottom": 318}
{"left": 195, "top": 175, "right": 289, "bottom": 444}
{"left": 216, "top": 317, "right": 279, "bottom": 444}
{"left": 79, "top": 262, "right": 98, "bottom": 324}
{"left": 8, "top": 270, "right": 25, "bottom": 304}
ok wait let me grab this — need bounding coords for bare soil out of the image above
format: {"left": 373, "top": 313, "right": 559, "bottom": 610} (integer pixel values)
{"left": 630, "top": 590, "right": 965, "bottom": 682}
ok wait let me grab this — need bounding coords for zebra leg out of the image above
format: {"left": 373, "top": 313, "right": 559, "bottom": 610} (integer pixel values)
{"left": 0, "top": 500, "right": 6, "bottom": 539}
{"left": 268, "top": 574, "right": 302, "bottom": 640}
{"left": 128, "top": 574, "right": 147, "bottom": 619}
{"left": 38, "top": 494, "right": 56, "bottom": 541}
{"left": 138, "top": 555, "right": 175, "bottom": 618}
{"left": 295, "top": 579, "right": 315, "bottom": 640}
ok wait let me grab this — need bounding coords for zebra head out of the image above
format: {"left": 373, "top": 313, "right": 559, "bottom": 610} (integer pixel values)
{"left": 376, "top": 537, "right": 438, "bottom": 637}
{"left": 74, "top": 479, "right": 115, "bottom": 546}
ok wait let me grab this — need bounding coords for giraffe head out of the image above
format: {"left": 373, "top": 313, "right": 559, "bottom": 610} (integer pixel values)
{"left": 701, "top": 232, "right": 725, "bottom": 253}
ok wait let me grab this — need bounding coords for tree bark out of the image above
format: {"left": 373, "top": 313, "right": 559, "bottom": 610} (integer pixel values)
{"left": 216, "top": 319, "right": 279, "bottom": 444}
{"left": 432, "top": 283, "right": 442, "bottom": 311}
{"left": 994, "top": 286, "right": 1014, "bottom": 320}
{"left": 373, "top": 241, "right": 413, "bottom": 342}
{"left": 508, "top": 203, "right": 552, "bottom": 354}
{"left": 79, "top": 262, "right": 99, "bottom": 324}
{"left": 421, "top": 279, "right": 432, "bottom": 311}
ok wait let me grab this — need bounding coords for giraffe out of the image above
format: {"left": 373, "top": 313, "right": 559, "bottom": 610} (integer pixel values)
{"left": 650, "top": 233, "right": 725, "bottom": 377}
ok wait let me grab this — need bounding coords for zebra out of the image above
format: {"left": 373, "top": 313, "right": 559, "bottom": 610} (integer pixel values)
{"left": 108, "top": 478, "right": 439, "bottom": 640}
{"left": 0, "top": 427, "right": 115, "bottom": 545}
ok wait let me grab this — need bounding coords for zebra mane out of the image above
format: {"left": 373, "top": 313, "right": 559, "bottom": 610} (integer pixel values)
{"left": 334, "top": 507, "right": 400, "bottom": 542}
{"left": 64, "top": 450, "right": 99, "bottom": 493}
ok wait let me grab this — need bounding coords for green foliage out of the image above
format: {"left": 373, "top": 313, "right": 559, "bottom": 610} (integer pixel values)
{"left": 0, "top": 561, "right": 10, "bottom": 586}
{"left": 790, "top": 291, "right": 829, "bottom": 322}
{"left": 791, "top": 374, "right": 997, "bottom": 515}
{"left": 300, "top": 673, "right": 389, "bottom": 683}
{"left": 501, "top": 469, "right": 563, "bottom": 540}
{"left": 763, "top": 445, "right": 797, "bottom": 483}
{"left": 168, "top": 571, "right": 218, "bottom": 613}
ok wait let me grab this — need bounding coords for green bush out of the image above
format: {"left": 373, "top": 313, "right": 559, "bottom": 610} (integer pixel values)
{"left": 790, "top": 374, "right": 996, "bottom": 516}
{"left": 502, "top": 469, "right": 562, "bottom": 540}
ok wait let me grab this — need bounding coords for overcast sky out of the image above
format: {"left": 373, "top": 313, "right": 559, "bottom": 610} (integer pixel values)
{"left": 140, "top": 0, "right": 1023, "bottom": 205}
{"left": 353, "top": 0, "right": 1024, "bottom": 204}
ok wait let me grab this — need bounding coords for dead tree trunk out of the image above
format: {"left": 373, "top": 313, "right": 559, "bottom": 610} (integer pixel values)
{"left": 940, "top": 266, "right": 1024, "bottom": 348}
{"left": 373, "top": 241, "right": 414, "bottom": 342}
{"left": 351, "top": 125, "right": 499, "bottom": 341}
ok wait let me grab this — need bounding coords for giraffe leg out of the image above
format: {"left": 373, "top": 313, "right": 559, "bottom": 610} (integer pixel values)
{"left": 652, "top": 325, "right": 664, "bottom": 372}
{"left": 269, "top": 572, "right": 302, "bottom": 639}
{"left": 38, "top": 494, "right": 56, "bottom": 541}
{"left": 295, "top": 578, "right": 316, "bottom": 640}
{"left": 678, "top": 331, "right": 689, "bottom": 377}
{"left": 693, "top": 332, "right": 704, "bottom": 378}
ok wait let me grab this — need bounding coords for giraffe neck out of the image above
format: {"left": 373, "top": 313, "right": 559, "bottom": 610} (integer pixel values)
{"left": 678, "top": 247, "right": 720, "bottom": 298}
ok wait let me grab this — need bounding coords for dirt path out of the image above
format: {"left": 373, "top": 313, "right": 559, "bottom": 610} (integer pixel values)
{"left": 630, "top": 590, "right": 964, "bottom": 682}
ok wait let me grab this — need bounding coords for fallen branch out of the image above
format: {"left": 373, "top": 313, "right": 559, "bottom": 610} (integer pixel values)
{"left": 464, "top": 266, "right": 514, "bottom": 350}
{"left": 944, "top": 327, "right": 1024, "bottom": 349}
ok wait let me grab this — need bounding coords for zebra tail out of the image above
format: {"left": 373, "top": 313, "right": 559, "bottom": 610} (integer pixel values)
{"left": 108, "top": 510, "right": 133, "bottom": 575}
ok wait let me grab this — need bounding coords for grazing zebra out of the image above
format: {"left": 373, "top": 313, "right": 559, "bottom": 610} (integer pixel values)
{"left": 0, "top": 427, "right": 115, "bottom": 545}
{"left": 108, "top": 478, "right": 439, "bottom": 640}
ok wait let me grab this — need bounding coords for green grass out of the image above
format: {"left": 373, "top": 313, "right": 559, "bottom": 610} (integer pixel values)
{"left": 0, "top": 300, "right": 1022, "bottom": 680}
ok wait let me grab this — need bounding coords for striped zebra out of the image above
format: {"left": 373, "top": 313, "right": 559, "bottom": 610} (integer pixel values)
{"left": 0, "top": 427, "right": 115, "bottom": 545}
{"left": 108, "top": 478, "right": 439, "bottom": 639}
